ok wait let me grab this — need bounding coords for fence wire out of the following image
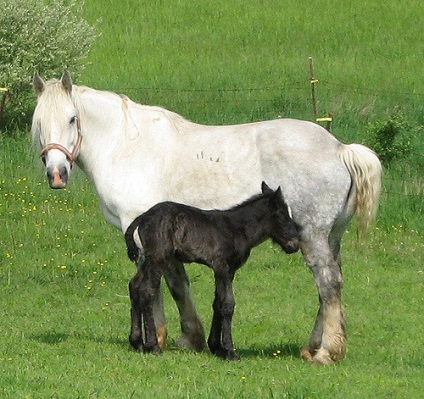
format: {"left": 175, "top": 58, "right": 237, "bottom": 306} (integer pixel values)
{"left": 12, "top": 80, "right": 424, "bottom": 203}
{"left": 106, "top": 81, "right": 424, "bottom": 202}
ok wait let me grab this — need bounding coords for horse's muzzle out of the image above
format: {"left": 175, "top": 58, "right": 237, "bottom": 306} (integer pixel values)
{"left": 47, "top": 165, "right": 69, "bottom": 189}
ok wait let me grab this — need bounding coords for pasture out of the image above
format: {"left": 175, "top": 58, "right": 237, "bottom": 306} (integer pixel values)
{"left": 1, "top": 0, "right": 423, "bottom": 397}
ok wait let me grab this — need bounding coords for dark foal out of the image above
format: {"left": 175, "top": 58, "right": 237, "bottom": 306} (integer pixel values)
{"left": 125, "top": 182, "right": 300, "bottom": 360}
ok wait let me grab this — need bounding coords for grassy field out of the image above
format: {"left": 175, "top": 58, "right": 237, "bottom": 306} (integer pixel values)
{"left": 1, "top": 0, "right": 424, "bottom": 397}
{"left": 0, "top": 137, "right": 422, "bottom": 398}
{"left": 81, "top": 0, "right": 423, "bottom": 134}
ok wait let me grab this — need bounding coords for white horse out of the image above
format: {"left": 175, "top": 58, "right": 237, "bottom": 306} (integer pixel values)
{"left": 31, "top": 71, "right": 381, "bottom": 364}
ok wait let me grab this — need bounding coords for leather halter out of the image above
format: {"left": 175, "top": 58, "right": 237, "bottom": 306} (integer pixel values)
{"left": 40, "top": 116, "right": 82, "bottom": 168}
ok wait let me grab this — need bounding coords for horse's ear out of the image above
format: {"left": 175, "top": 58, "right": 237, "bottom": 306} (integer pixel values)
{"left": 33, "top": 74, "right": 45, "bottom": 96}
{"left": 61, "top": 71, "right": 73, "bottom": 94}
{"left": 261, "top": 181, "right": 273, "bottom": 194}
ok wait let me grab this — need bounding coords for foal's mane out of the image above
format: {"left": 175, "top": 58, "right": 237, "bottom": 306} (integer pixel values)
{"left": 223, "top": 192, "right": 271, "bottom": 213}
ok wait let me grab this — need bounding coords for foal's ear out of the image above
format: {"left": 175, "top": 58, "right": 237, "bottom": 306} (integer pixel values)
{"left": 272, "top": 186, "right": 283, "bottom": 200}
{"left": 275, "top": 186, "right": 282, "bottom": 196}
{"left": 61, "top": 70, "right": 73, "bottom": 94}
{"left": 33, "top": 74, "right": 45, "bottom": 96}
{"left": 261, "top": 181, "right": 273, "bottom": 194}
{"left": 270, "top": 186, "right": 285, "bottom": 206}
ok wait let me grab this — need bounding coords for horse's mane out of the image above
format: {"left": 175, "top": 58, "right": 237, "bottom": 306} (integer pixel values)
{"left": 32, "top": 80, "right": 191, "bottom": 144}
{"left": 73, "top": 84, "right": 192, "bottom": 136}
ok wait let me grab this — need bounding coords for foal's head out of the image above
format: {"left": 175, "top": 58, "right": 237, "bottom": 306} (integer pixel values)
{"left": 262, "top": 182, "right": 300, "bottom": 254}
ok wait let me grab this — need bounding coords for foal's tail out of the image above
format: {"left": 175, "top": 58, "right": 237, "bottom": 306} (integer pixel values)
{"left": 338, "top": 143, "right": 382, "bottom": 236}
{"left": 125, "top": 220, "right": 142, "bottom": 262}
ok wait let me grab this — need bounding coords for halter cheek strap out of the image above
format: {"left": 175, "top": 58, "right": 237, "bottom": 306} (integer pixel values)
{"left": 40, "top": 116, "right": 83, "bottom": 168}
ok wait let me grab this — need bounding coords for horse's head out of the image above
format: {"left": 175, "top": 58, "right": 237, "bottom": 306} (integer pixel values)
{"left": 32, "top": 71, "right": 82, "bottom": 189}
{"left": 262, "top": 182, "right": 300, "bottom": 254}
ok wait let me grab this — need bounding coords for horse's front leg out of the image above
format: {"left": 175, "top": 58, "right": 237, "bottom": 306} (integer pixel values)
{"left": 163, "top": 260, "right": 206, "bottom": 352}
{"left": 128, "top": 270, "right": 144, "bottom": 351}
{"left": 208, "top": 267, "right": 239, "bottom": 361}
{"left": 301, "top": 239, "right": 346, "bottom": 365}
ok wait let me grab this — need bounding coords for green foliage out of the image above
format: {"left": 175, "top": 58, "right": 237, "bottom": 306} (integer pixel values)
{"left": 0, "top": 0, "right": 98, "bottom": 129}
{"left": 366, "top": 113, "right": 413, "bottom": 165}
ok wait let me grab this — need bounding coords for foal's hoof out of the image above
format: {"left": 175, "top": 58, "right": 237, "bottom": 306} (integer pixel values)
{"left": 129, "top": 335, "right": 144, "bottom": 352}
{"left": 214, "top": 348, "right": 240, "bottom": 361}
{"left": 144, "top": 344, "right": 163, "bottom": 355}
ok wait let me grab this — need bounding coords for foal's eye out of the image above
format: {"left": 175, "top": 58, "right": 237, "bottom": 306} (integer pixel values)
{"left": 70, "top": 116, "right": 76, "bottom": 125}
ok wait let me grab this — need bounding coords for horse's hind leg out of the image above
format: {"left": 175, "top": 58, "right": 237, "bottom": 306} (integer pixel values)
{"left": 163, "top": 260, "right": 206, "bottom": 351}
{"left": 140, "top": 264, "right": 163, "bottom": 354}
{"left": 151, "top": 283, "right": 167, "bottom": 350}
{"left": 301, "top": 237, "right": 346, "bottom": 365}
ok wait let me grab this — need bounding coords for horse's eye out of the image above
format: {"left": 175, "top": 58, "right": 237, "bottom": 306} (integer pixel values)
{"left": 70, "top": 116, "right": 76, "bottom": 125}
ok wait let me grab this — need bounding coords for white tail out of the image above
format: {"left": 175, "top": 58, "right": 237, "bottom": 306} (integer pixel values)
{"left": 338, "top": 143, "right": 382, "bottom": 236}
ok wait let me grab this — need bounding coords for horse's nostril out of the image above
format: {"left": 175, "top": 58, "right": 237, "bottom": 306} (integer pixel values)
{"left": 47, "top": 166, "right": 68, "bottom": 189}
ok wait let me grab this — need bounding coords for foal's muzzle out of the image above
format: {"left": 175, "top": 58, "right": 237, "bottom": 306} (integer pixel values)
{"left": 282, "top": 238, "right": 300, "bottom": 254}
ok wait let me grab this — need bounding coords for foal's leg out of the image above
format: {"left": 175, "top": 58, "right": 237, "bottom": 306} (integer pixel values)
{"left": 208, "top": 267, "right": 239, "bottom": 360}
{"left": 129, "top": 269, "right": 144, "bottom": 351}
{"left": 163, "top": 260, "right": 206, "bottom": 351}
{"left": 131, "top": 256, "right": 167, "bottom": 350}
{"left": 208, "top": 292, "right": 223, "bottom": 355}
{"left": 300, "top": 237, "right": 346, "bottom": 365}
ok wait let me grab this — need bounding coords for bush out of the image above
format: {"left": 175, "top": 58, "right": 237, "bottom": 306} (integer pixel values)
{"left": 366, "top": 112, "right": 413, "bottom": 165}
{"left": 0, "top": 0, "right": 98, "bottom": 130}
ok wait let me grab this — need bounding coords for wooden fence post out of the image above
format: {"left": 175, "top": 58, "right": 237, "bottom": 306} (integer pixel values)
{"left": 308, "top": 57, "right": 333, "bottom": 131}
{"left": 309, "top": 57, "right": 318, "bottom": 120}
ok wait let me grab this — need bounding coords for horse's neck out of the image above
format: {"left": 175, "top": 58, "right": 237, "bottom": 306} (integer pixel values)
{"left": 76, "top": 89, "right": 124, "bottom": 172}
{"left": 226, "top": 203, "right": 270, "bottom": 248}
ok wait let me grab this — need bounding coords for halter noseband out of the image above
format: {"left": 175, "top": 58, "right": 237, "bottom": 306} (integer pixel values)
{"left": 40, "top": 116, "right": 83, "bottom": 168}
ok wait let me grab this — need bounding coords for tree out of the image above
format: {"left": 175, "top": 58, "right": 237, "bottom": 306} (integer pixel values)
{"left": 0, "top": 0, "right": 98, "bottom": 129}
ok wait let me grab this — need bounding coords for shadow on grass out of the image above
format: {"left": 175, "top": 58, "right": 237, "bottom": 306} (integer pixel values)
{"left": 165, "top": 339, "right": 302, "bottom": 360}
{"left": 30, "top": 332, "right": 302, "bottom": 360}
{"left": 29, "top": 331, "right": 128, "bottom": 348}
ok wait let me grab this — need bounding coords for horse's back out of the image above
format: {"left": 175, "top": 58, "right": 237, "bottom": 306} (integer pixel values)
{"left": 164, "top": 118, "right": 350, "bottom": 230}
{"left": 111, "top": 112, "right": 359, "bottom": 235}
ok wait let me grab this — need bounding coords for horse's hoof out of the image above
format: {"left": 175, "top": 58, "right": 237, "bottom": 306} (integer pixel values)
{"left": 300, "top": 346, "right": 339, "bottom": 365}
{"left": 176, "top": 334, "right": 206, "bottom": 352}
{"left": 300, "top": 346, "right": 315, "bottom": 362}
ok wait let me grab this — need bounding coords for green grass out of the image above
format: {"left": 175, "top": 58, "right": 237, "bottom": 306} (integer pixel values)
{"left": 1, "top": 134, "right": 423, "bottom": 399}
{"left": 1, "top": 0, "right": 424, "bottom": 397}
{"left": 81, "top": 0, "right": 424, "bottom": 132}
